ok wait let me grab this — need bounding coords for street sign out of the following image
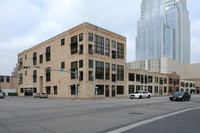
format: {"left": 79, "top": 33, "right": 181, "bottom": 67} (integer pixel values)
{"left": 60, "top": 69, "right": 64, "bottom": 72}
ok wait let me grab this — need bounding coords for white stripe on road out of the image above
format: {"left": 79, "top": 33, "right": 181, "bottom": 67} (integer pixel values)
{"left": 107, "top": 107, "right": 200, "bottom": 133}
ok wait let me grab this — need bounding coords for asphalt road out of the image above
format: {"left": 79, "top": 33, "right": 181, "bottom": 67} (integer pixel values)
{"left": 0, "top": 95, "right": 200, "bottom": 133}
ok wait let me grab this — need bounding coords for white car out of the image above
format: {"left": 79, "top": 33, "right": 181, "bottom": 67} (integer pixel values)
{"left": 130, "top": 91, "right": 152, "bottom": 99}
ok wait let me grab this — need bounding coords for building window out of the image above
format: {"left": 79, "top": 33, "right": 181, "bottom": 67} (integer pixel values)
{"left": 79, "top": 71, "right": 83, "bottom": 81}
{"left": 96, "top": 61, "right": 104, "bottom": 79}
{"left": 88, "top": 33, "right": 93, "bottom": 41}
{"left": 61, "top": 62, "right": 65, "bottom": 69}
{"left": 177, "top": 79, "right": 179, "bottom": 85}
{"left": 46, "top": 67, "right": 51, "bottom": 82}
{"left": 46, "top": 86, "right": 51, "bottom": 94}
{"left": 129, "top": 73, "right": 135, "bottom": 81}
{"left": 46, "top": 46, "right": 51, "bottom": 62}
{"left": 95, "top": 35, "right": 104, "bottom": 55}
{"left": 169, "top": 78, "right": 172, "bottom": 84}
{"left": 33, "top": 88, "right": 37, "bottom": 93}
{"left": 112, "top": 64, "right": 116, "bottom": 71}
{"left": 19, "top": 73, "right": 23, "bottom": 84}
{"left": 79, "top": 33, "right": 83, "bottom": 42}
{"left": 117, "top": 42, "right": 124, "bottom": 59}
{"left": 169, "top": 87, "right": 173, "bottom": 93}
{"left": 71, "top": 61, "right": 78, "bottom": 79}
{"left": 89, "top": 60, "right": 93, "bottom": 68}
{"left": 148, "top": 86, "right": 152, "bottom": 93}
{"left": 129, "top": 85, "right": 135, "bottom": 94}
{"left": 6, "top": 77, "right": 10, "bottom": 82}
{"left": 181, "top": 82, "right": 185, "bottom": 87}
{"left": 105, "top": 38, "right": 110, "bottom": 56}
{"left": 164, "top": 87, "right": 167, "bottom": 93}
{"left": 96, "top": 85, "right": 104, "bottom": 95}
{"left": 0, "top": 76, "right": 4, "bottom": 82}
{"left": 61, "top": 38, "right": 65, "bottom": 46}
{"left": 155, "top": 86, "right": 158, "bottom": 94}
{"left": 25, "top": 71, "right": 27, "bottom": 76}
{"left": 20, "top": 88, "right": 23, "bottom": 93}
{"left": 71, "top": 35, "right": 78, "bottom": 55}
{"left": 33, "top": 70, "right": 37, "bottom": 83}
{"left": 40, "top": 55, "right": 43, "bottom": 64}
{"left": 18, "top": 58, "right": 23, "bottom": 69}
{"left": 105, "top": 63, "right": 110, "bottom": 80}
{"left": 148, "top": 76, "right": 153, "bottom": 83}
{"left": 112, "top": 51, "right": 116, "bottom": 59}
{"left": 112, "top": 41, "right": 116, "bottom": 48}
{"left": 112, "top": 74, "right": 116, "bottom": 82}
{"left": 144, "top": 75, "right": 148, "bottom": 84}
{"left": 136, "top": 74, "right": 140, "bottom": 82}
{"left": 89, "top": 71, "right": 93, "bottom": 81}
{"left": 136, "top": 85, "right": 140, "bottom": 92}
{"left": 79, "top": 60, "right": 83, "bottom": 68}
{"left": 33, "top": 52, "right": 37, "bottom": 65}
{"left": 141, "top": 75, "right": 144, "bottom": 84}
{"left": 25, "top": 55, "right": 27, "bottom": 60}
{"left": 155, "top": 77, "right": 159, "bottom": 83}
{"left": 54, "top": 86, "right": 57, "bottom": 95}
{"left": 160, "top": 77, "right": 163, "bottom": 85}
{"left": 186, "top": 82, "right": 189, "bottom": 87}
{"left": 164, "top": 78, "right": 167, "bottom": 84}
{"left": 79, "top": 45, "right": 83, "bottom": 54}
{"left": 117, "top": 65, "right": 124, "bottom": 81}
{"left": 88, "top": 44, "right": 93, "bottom": 54}
{"left": 117, "top": 86, "right": 124, "bottom": 94}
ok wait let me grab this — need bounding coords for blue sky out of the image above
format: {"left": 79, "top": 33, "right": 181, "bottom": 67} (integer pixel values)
{"left": 0, "top": 0, "right": 200, "bottom": 75}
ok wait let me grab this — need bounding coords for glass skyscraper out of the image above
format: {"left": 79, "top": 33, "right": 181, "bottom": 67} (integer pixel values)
{"left": 136, "top": 0, "right": 190, "bottom": 64}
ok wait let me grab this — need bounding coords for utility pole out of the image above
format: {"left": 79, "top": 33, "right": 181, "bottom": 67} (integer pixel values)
{"left": 94, "top": 56, "right": 96, "bottom": 100}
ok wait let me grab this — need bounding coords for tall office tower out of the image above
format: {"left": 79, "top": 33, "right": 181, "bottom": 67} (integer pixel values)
{"left": 136, "top": 0, "right": 190, "bottom": 64}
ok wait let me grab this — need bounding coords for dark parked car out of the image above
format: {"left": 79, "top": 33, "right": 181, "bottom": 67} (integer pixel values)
{"left": 0, "top": 92, "right": 5, "bottom": 98}
{"left": 169, "top": 91, "right": 191, "bottom": 101}
{"left": 34, "top": 93, "right": 48, "bottom": 98}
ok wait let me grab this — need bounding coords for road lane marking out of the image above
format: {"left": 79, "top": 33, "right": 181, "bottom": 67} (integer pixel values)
{"left": 107, "top": 107, "right": 200, "bottom": 133}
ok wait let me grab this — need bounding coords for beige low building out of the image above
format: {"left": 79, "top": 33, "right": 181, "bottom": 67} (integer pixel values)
{"left": 127, "top": 69, "right": 180, "bottom": 96}
{"left": 127, "top": 55, "right": 200, "bottom": 93}
{"left": 18, "top": 22, "right": 127, "bottom": 99}
{"left": 0, "top": 75, "right": 18, "bottom": 95}
{"left": 180, "top": 80, "right": 196, "bottom": 93}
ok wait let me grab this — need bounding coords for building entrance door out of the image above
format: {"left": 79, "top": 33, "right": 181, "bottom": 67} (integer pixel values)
{"left": 112, "top": 86, "right": 115, "bottom": 97}
{"left": 159, "top": 88, "right": 163, "bottom": 95}
{"left": 40, "top": 76, "right": 43, "bottom": 93}
{"left": 24, "top": 89, "right": 33, "bottom": 96}
{"left": 105, "top": 85, "right": 109, "bottom": 97}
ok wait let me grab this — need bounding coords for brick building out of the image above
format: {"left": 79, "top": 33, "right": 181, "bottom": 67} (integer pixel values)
{"left": 18, "top": 22, "right": 127, "bottom": 99}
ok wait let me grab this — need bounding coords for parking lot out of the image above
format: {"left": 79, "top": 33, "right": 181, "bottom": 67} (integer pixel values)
{"left": 0, "top": 95, "right": 200, "bottom": 133}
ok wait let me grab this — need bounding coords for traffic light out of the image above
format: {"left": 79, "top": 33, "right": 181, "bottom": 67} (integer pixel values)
{"left": 46, "top": 67, "right": 51, "bottom": 72}
{"left": 23, "top": 66, "right": 30, "bottom": 69}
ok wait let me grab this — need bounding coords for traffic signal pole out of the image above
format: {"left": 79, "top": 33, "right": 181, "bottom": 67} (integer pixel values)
{"left": 23, "top": 65, "right": 78, "bottom": 99}
{"left": 75, "top": 69, "right": 78, "bottom": 99}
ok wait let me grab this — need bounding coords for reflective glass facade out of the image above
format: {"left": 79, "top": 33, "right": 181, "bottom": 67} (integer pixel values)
{"left": 136, "top": 0, "right": 190, "bottom": 64}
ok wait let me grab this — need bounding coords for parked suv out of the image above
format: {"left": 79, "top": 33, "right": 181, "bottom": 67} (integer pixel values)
{"left": 0, "top": 92, "right": 5, "bottom": 99}
{"left": 34, "top": 93, "right": 48, "bottom": 98}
